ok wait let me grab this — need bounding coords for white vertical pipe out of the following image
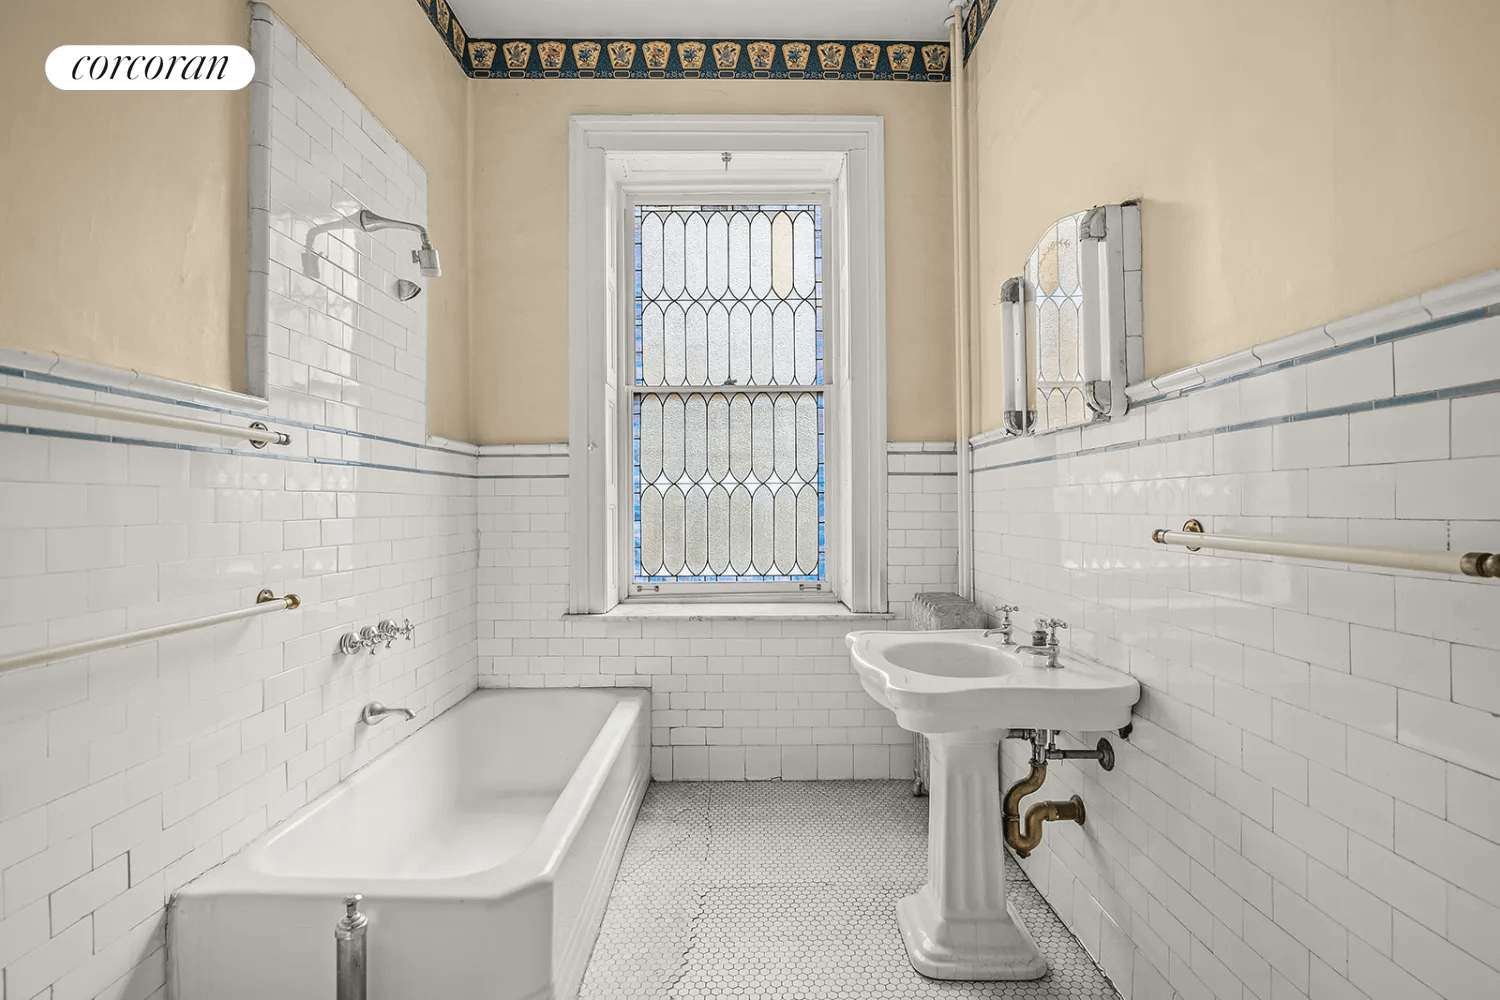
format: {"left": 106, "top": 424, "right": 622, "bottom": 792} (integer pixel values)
{"left": 949, "top": 3, "right": 975, "bottom": 600}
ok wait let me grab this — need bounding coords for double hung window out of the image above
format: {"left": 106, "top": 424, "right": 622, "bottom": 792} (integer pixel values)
{"left": 631, "top": 204, "right": 826, "bottom": 596}
{"left": 567, "top": 116, "right": 887, "bottom": 614}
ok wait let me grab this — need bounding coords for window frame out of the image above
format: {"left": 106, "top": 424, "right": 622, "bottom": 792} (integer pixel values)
{"left": 568, "top": 115, "right": 887, "bottom": 614}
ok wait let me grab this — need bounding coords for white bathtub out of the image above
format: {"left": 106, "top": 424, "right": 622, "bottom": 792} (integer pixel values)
{"left": 168, "top": 688, "right": 650, "bottom": 1000}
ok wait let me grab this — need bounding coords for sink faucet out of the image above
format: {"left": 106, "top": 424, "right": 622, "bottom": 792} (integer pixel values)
{"left": 359, "top": 702, "right": 415, "bottom": 725}
{"left": 983, "top": 605, "right": 1021, "bottom": 645}
{"left": 1017, "top": 618, "right": 1068, "bottom": 668}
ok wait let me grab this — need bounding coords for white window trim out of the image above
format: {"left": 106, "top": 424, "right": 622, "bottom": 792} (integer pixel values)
{"left": 568, "top": 115, "right": 888, "bottom": 614}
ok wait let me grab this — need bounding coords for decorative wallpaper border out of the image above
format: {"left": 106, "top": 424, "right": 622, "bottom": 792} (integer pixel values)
{"left": 962, "top": 0, "right": 998, "bottom": 62}
{"left": 471, "top": 38, "right": 949, "bottom": 81}
{"left": 415, "top": 0, "right": 950, "bottom": 81}
{"left": 417, "top": 0, "right": 477, "bottom": 74}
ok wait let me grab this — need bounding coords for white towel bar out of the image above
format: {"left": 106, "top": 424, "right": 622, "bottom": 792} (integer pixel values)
{"left": 1152, "top": 519, "right": 1499, "bottom": 578}
{"left": 0, "top": 590, "right": 301, "bottom": 674}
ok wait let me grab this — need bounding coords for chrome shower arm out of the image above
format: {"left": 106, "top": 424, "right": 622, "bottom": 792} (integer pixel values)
{"left": 358, "top": 209, "right": 441, "bottom": 276}
{"left": 358, "top": 209, "right": 431, "bottom": 247}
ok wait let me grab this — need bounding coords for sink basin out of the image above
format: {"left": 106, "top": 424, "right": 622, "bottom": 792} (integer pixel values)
{"left": 846, "top": 630, "right": 1139, "bottom": 735}
{"left": 846, "top": 629, "right": 1140, "bottom": 981}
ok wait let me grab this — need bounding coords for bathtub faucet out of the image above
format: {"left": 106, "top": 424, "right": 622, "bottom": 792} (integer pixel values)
{"left": 359, "top": 702, "right": 416, "bottom": 725}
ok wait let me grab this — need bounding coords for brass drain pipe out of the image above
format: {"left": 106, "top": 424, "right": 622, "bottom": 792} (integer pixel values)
{"left": 1003, "top": 761, "right": 1085, "bottom": 857}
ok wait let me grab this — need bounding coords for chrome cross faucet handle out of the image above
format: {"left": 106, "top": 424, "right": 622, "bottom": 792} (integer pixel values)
{"left": 1033, "top": 618, "right": 1069, "bottom": 645}
{"left": 358, "top": 625, "right": 382, "bottom": 654}
{"left": 983, "top": 605, "right": 1021, "bottom": 644}
{"left": 1019, "top": 618, "right": 1068, "bottom": 668}
{"left": 377, "top": 619, "right": 401, "bottom": 648}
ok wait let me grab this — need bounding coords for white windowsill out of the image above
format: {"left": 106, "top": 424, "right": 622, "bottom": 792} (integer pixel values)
{"left": 564, "top": 602, "right": 896, "bottom": 622}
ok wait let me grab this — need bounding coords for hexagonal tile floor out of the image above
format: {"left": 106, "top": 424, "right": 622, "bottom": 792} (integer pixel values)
{"left": 579, "top": 781, "right": 1120, "bottom": 999}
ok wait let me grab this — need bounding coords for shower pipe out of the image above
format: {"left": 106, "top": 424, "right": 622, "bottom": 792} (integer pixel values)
{"left": 0, "top": 590, "right": 301, "bottom": 674}
{"left": 0, "top": 386, "right": 291, "bottom": 448}
{"left": 1153, "top": 519, "right": 1500, "bottom": 579}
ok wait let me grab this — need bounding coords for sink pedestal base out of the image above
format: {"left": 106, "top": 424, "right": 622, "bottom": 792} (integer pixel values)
{"left": 897, "top": 730, "right": 1047, "bottom": 981}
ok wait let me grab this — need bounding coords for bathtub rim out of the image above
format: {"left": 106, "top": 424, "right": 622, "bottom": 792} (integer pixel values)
{"left": 170, "top": 687, "right": 650, "bottom": 903}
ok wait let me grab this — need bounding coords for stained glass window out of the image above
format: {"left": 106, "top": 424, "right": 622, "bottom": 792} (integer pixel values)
{"left": 1024, "top": 210, "right": 1092, "bottom": 432}
{"left": 632, "top": 205, "right": 825, "bottom": 587}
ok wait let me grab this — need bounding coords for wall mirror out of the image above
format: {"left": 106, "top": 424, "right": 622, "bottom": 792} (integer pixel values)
{"left": 1001, "top": 202, "right": 1143, "bottom": 435}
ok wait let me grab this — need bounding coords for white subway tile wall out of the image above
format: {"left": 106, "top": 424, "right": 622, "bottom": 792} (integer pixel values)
{"left": 0, "top": 14, "right": 478, "bottom": 1000}
{"left": 251, "top": 4, "right": 432, "bottom": 443}
{"left": 474, "top": 442, "right": 960, "bottom": 782}
{"left": 972, "top": 306, "right": 1500, "bottom": 1000}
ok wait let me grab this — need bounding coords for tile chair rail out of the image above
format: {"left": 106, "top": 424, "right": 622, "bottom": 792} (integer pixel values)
{"left": 0, "top": 384, "right": 292, "bottom": 448}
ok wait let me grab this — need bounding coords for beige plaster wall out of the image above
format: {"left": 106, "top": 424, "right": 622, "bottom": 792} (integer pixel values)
{"left": 468, "top": 81, "right": 955, "bottom": 444}
{"left": 968, "top": 0, "right": 1500, "bottom": 432}
{"left": 0, "top": 0, "right": 473, "bottom": 439}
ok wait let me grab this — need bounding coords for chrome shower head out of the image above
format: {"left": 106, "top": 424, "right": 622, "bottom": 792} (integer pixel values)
{"left": 413, "top": 242, "right": 441, "bottom": 278}
{"left": 394, "top": 278, "right": 421, "bottom": 302}
{"left": 357, "top": 209, "right": 442, "bottom": 278}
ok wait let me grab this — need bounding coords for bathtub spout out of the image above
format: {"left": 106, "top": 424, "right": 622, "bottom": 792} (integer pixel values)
{"left": 359, "top": 702, "right": 415, "bottom": 725}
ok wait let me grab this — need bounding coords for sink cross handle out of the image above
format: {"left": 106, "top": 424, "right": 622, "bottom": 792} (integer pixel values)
{"left": 983, "top": 605, "right": 1021, "bottom": 643}
{"left": 1032, "top": 618, "right": 1068, "bottom": 646}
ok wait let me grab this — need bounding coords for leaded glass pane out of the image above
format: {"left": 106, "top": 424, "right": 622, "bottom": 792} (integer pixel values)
{"left": 708, "top": 485, "right": 731, "bottom": 574}
{"left": 641, "top": 212, "right": 663, "bottom": 298}
{"left": 771, "top": 211, "right": 794, "bottom": 298}
{"left": 707, "top": 214, "right": 729, "bottom": 298}
{"left": 751, "top": 303, "right": 773, "bottom": 384}
{"left": 773, "top": 486, "right": 797, "bottom": 576}
{"left": 729, "top": 304, "right": 751, "bottom": 384}
{"left": 662, "top": 213, "right": 685, "bottom": 299}
{"left": 662, "top": 486, "right": 685, "bottom": 576}
{"left": 663, "top": 304, "right": 685, "bottom": 385}
{"left": 707, "top": 304, "right": 730, "bottom": 385}
{"left": 684, "top": 393, "right": 708, "bottom": 480}
{"left": 794, "top": 303, "right": 817, "bottom": 384}
{"left": 633, "top": 204, "right": 825, "bottom": 584}
{"left": 639, "top": 395, "right": 662, "bottom": 482}
{"left": 685, "top": 212, "right": 707, "bottom": 300}
{"left": 752, "top": 485, "right": 775, "bottom": 575}
{"left": 640, "top": 486, "right": 662, "bottom": 576}
{"left": 750, "top": 212, "right": 772, "bottom": 298}
{"left": 685, "top": 304, "right": 708, "bottom": 385}
{"left": 641, "top": 304, "right": 664, "bottom": 385}
{"left": 773, "top": 302, "right": 795, "bottom": 384}
{"left": 685, "top": 485, "right": 708, "bottom": 575}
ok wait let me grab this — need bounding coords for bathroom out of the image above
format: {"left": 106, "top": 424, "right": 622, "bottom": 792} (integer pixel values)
{"left": 1, "top": 0, "right": 1497, "bottom": 997}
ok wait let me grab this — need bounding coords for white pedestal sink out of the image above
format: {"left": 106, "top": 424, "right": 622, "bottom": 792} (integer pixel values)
{"left": 846, "top": 630, "right": 1139, "bottom": 981}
